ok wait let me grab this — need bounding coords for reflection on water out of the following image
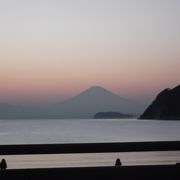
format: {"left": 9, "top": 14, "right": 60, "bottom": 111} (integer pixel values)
{"left": 1, "top": 151, "right": 180, "bottom": 169}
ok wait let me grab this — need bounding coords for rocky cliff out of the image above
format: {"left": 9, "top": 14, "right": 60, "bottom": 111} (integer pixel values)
{"left": 140, "top": 85, "right": 180, "bottom": 120}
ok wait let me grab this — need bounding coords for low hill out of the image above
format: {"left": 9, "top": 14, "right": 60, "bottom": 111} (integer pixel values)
{"left": 94, "top": 112, "right": 133, "bottom": 119}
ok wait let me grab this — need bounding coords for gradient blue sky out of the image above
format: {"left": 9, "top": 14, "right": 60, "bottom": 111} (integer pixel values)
{"left": 0, "top": 0, "right": 180, "bottom": 104}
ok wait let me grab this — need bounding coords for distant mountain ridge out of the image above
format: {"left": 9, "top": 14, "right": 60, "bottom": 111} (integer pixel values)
{"left": 0, "top": 86, "right": 145, "bottom": 119}
{"left": 48, "top": 86, "right": 145, "bottom": 118}
{"left": 140, "top": 85, "right": 180, "bottom": 120}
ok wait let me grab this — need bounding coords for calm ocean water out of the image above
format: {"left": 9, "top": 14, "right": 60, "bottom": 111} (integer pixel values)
{"left": 0, "top": 119, "right": 180, "bottom": 144}
{"left": 0, "top": 119, "right": 180, "bottom": 169}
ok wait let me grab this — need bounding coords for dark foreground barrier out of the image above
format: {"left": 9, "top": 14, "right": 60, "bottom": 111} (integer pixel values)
{"left": 0, "top": 141, "right": 180, "bottom": 155}
{"left": 0, "top": 141, "right": 180, "bottom": 180}
{"left": 0, "top": 165, "right": 180, "bottom": 180}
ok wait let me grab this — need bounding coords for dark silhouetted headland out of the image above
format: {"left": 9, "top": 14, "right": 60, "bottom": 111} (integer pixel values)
{"left": 140, "top": 85, "right": 180, "bottom": 120}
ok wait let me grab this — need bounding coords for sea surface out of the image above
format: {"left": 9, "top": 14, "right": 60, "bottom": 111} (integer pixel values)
{"left": 0, "top": 119, "right": 180, "bottom": 169}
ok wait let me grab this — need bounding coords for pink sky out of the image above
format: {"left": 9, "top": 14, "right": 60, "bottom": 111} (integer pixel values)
{"left": 0, "top": 0, "right": 180, "bottom": 104}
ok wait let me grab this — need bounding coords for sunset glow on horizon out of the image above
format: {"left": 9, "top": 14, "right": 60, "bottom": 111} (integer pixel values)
{"left": 0, "top": 0, "right": 180, "bottom": 104}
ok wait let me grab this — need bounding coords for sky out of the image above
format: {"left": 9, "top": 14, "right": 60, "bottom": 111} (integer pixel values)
{"left": 0, "top": 0, "right": 180, "bottom": 105}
